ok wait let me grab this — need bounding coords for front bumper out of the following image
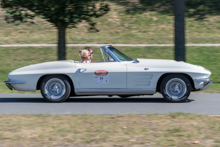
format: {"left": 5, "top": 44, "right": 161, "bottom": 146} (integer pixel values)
{"left": 201, "top": 79, "right": 213, "bottom": 91}
{"left": 193, "top": 78, "right": 213, "bottom": 91}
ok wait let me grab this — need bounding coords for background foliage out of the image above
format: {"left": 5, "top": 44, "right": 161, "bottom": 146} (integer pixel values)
{"left": 110, "top": 0, "right": 220, "bottom": 19}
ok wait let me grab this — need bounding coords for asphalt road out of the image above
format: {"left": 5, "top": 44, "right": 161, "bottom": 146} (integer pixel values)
{"left": 0, "top": 93, "right": 219, "bottom": 115}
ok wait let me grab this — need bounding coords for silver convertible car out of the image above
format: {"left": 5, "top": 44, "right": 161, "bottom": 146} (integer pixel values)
{"left": 5, "top": 45, "right": 212, "bottom": 102}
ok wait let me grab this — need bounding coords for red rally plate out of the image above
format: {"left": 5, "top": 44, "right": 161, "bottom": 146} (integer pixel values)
{"left": 94, "top": 70, "right": 108, "bottom": 76}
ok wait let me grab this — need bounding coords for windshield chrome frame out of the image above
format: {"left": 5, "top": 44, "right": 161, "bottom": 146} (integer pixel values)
{"left": 100, "top": 47, "right": 106, "bottom": 62}
{"left": 100, "top": 45, "right": 139, "bottom": 63}
{"left": 100, "top": 45, "right": 121, "bottom": 62}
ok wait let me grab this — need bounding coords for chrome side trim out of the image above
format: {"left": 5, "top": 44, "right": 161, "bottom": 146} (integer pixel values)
{"left": 75, "top": 88, "right": 156, "bottom": 95}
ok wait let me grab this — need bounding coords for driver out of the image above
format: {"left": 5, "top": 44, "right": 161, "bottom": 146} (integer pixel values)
{"left": 82, "top": 47, "right": 93, "bottom": 63}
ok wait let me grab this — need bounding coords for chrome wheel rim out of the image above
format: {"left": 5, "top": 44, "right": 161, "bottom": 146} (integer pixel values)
{"left": 165, "top": 78, "right": 186, "bottom": 100}
{"left": 44, "top": 78, "right": 66, "bottom": 100}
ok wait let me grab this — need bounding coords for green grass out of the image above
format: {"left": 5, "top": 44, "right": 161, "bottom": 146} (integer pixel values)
{"left": 0, "top": 114, "right": 220, "bottom": 146}
{"left": 1, "top": 2, "right": 220, "bottom": 44}
{"left": 0, "top": 46, "right": 219, "bottom": 93}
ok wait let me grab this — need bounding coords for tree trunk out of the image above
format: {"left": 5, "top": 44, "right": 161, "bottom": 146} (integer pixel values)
{"left": 57, "top": 26, "right": 66, "bottom": 60}
{"left": 174, "top": 0, "right": 185, "bottom": 62}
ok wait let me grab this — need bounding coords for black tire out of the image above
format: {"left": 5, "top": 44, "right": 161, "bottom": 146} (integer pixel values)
{"left": 160, "top": 74, "right": 191, "bottom": 102}
{"left": 40, "top": 75, "right": 71, "bottom": 103}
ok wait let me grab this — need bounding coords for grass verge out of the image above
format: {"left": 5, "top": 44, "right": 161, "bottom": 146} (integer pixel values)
{"left": 0, "top": 46, "right": 219, "bottom": 93}
{"left": 0, "top": 114, "right": 220, "bottom": 146}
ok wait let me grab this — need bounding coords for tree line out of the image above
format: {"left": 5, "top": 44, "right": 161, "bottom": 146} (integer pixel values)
{"left": 1, "top": 0, "right": 110, "bottom": 60}
{"left": 110, "top": 0, "right": 220, "bottom": 20}
{"left": 1, "top": 0, "right": 219, "bottom": 60}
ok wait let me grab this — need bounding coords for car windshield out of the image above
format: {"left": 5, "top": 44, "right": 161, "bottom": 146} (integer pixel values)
{"left": 108, "top": 47, "right": 133, "bottom": 61}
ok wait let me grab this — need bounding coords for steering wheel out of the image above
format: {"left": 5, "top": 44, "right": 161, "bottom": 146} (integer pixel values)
{"left": 108, "top": 57, "right": 114, "bottom": 62}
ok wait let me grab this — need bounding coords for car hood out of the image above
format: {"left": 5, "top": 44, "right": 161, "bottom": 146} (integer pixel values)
{"left": 136, "top": 58, "right": 211, "bottom": 74}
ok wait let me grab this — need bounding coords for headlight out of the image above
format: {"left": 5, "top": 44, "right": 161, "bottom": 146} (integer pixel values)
{"left": 201, "top": 73, "right": 211, "bottom": 78}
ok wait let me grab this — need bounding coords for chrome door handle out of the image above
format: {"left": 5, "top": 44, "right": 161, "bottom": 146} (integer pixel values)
{"left": 78, "top": 68, "right": 87, "bottom": 73}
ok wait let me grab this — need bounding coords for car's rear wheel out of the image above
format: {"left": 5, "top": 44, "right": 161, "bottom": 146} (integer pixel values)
{"left": 40, "top": 75, "right": 71, "bottom": 103}
{"left": 160, "top": 74, "right": 191, "bottom": 102}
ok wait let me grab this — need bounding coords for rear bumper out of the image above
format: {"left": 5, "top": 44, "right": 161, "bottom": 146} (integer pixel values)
{"left": 5, "top": 83, "right": 13, "bottom": 90}
{"left": 193, "top": 78, "right": 213, "bottom": 91}
{"left": 4, "top": 80, "right": 25, "bottom": 90}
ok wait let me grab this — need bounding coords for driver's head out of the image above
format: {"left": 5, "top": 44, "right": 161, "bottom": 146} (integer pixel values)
{"left": 84, "top": 47, "right": 93, "bottom": 59}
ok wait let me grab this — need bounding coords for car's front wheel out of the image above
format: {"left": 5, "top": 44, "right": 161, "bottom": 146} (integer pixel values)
{"left": 160, "top": 74, "right": 191, "bottom": 102}
{"left": 40, "top": 75, "right": 71, "bottom": 103}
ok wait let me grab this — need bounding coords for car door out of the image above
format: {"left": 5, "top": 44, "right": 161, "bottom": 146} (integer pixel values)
{"left": 75, "top": 62, "right": 127, "bottom": 89}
